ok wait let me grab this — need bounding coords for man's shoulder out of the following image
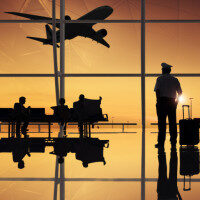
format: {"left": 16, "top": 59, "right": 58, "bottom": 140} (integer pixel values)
{"left": 14, "top": 103, "right": 20, "bottom": 107}
{"left": 158, "top": 74, "right": 178, "bottom": 80}
{"left": 14, "top": 103, "right": 21, "bottom": 110}
{"left": 157, "top": 75, "right": 165, "bottom": 80}
{"left": 169, "top": 75, "right": 180, "bottom": 82}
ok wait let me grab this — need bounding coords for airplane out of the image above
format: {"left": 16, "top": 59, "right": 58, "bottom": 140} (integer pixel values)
{"left": 5, "top": 6, "right": 113, "bottom": 48}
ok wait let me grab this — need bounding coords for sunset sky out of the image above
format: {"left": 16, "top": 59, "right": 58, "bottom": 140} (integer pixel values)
{"left": 0, "top": 0, "right": 200, "bottom": 125}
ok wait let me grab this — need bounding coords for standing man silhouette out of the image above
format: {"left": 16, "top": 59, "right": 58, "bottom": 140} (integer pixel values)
{"left": 154, "top": 63, "right": 182, "bottom": 148}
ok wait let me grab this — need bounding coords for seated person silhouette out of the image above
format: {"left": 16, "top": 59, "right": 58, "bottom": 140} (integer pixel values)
{"left": 73, "top": 94, "right": 85, "bottom": 138}
{"left": 12, "top": 140, "right": 30, "bottom": 169}
{"left": 51, "top": 98, "right": 69, "bottom": 135}
{"left": 157, "top": 147, "right": 182, "bottom": 200}
{"left": 73, "top": 94, "right": 102, "bottom": 138}
{"left": 13, "top": 96, "right": 30, "bottom": 138}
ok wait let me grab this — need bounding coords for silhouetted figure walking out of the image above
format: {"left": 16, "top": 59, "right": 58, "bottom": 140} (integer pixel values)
{"left": 157, "top": 147, "right": 182, "bottom": 200}
{"left": 13, "top": 97, "right": 30, "bottom": 138}
{"left": 52, "top": 98, "right": 69, "bottom": 135}
{"left": 154, "top": 63, "right": 182, "bottom": 148}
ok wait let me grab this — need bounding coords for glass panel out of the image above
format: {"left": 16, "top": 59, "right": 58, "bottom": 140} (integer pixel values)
{"left": 0, "top": 23, "right": 140, "bottom": 74}
{"left": 146, "top": 182, "right": 200, "bottom": 200}
{"left": 0, "top": 0, "right": 52, "bottom": 20}
{"left": 0, "top": 147, "right": 57, "bottom": 178}
{"left": 0, "top": 0, "right": 141, "bottom": 20}
{"left": 65, "top": 78, "right": 141, "bottom": 178}
{"left": 67, "top": 182, "right": 141, "bottom": 200}
{"left": 0, "top": 78, "right": 55, "bottom": 112}
{"left": 146, "top": 78, "right": 200, "bottom": 179}
{"left": 147, "top": 78, "right": 200, "bottom": 125}
{"left": 146, "top": 0, "right": 200, "bottom": 20}
{"left": 0, "top": 182, "right": 53, "bottom": 199}
{"left": 0, "top": 23, "right": 58, "bottom": 73}
{"left": 0, "top": 78, "right": 60, "bottom": 177}
{"left": 146, "top": 24, "right": 200, "bottom": 73}
{"left": 67, "top": 0, "right": 141, "bottom": 20}
{"left": 67, "top": 23, "right": 141, "bottom": 73}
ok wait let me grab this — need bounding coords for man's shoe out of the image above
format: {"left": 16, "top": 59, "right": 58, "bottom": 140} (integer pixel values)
{"left": 155, "top": 143, "right": 164, "bottom": 148}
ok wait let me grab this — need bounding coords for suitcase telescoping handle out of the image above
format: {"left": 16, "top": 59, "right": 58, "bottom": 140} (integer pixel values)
{"left": 182, "top": 105, "right": 191, "bottom": 119}
{"left": 183, "top": 175, "right": 191, "bottom": 191}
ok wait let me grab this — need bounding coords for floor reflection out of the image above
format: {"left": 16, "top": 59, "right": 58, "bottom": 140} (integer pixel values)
{"left": 0, "top": 130, "right": 199, "bottom": 199}
{"left": 157, "top": 147, "right": 181, "bottom": 199}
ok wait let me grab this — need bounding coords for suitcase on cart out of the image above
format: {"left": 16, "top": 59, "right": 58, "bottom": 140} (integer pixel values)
{"left": 180, "top": 146, "right": 199, "bottom": 191}
{"left": 179, "top": 105, "right": 199, "bottom": 145}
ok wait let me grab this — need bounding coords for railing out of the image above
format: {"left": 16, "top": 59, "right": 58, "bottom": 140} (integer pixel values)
{"left": 0, "top": 122, "right": 53, "bottom": 133}
{"left": 150, "top": 122, "right": 180, "bottom": 134}
{"left": 0, "top": 122, "right": 138, "bottom": 135}
{"left": 68, "top": 123, "right": 137, "bottom": 134}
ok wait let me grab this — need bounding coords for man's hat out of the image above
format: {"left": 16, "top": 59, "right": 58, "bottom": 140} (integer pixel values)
{"left": 161, "top": 62, "right": 173, "bottom": 69}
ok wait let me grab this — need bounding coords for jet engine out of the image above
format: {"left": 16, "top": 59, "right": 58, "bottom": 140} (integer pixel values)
{"left": 96, "top": 29, "right": 107, "bottom": 38}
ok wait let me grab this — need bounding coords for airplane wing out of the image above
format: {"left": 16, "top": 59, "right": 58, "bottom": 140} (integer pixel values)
{"left": 5, "top": 12, "right": 63, "bottom": 28}
{"left": 5, "top": 12, "right": 52, "bottom": 20}
{"left": 77, "top": 6, "right": 113, "bottom": 26}
{"left": 86, "top": 34, "right": 110, "bottom": 48}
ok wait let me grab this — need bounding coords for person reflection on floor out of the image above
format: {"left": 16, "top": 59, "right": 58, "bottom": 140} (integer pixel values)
{"left": 12, "top": 140, "right": 31, "bottom": 169}
{"left": 157, "top": 147, "right": 182, "bottom": 200}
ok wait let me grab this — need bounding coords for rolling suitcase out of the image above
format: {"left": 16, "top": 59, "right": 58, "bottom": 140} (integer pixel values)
{"left": 179, "top": 105, "right": 199, "bottom": 145}
{"left": 180, "top": 146, "right": 199, "bottom": 191}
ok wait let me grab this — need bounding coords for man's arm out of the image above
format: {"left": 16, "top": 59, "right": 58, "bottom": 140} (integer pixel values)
{"left": 156, "top": 90, "right": 160, "bottom": 99}
{"left": 154, "top": 78, "right": 160, "bottom": 99}
{"left": 176, "top": 79, "right": 182, "bottom": 98}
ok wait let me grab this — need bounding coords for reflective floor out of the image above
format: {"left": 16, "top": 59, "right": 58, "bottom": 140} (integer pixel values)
{"left": 0, "top": 127, "right": 199, "bottom": 200}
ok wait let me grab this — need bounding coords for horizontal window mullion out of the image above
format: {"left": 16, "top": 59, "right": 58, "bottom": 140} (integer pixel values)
{"left": 0, "top": 73, "right": 199, "bottom": 77}
{"left": 1, "top": 19, "right": 200, "bottom": 23}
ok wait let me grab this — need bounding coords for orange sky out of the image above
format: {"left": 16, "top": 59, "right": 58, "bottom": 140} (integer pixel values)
{"left": 0, "top": 1, "right": 200, "bottom": 125}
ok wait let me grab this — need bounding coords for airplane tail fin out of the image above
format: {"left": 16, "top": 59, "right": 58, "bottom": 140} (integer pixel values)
{"left": 27, "top": 36, "right": 59, "bottom": 47}
{"left": 45, "top": 24, "right": 52, "bottom": 40}
{"left": 27, "top": 36, "right": 49, "bottom": 44}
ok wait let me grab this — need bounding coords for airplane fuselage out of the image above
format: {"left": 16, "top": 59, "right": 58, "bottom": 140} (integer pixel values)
{"left": 55, "top": 23, "right": 92, "bottom": 43}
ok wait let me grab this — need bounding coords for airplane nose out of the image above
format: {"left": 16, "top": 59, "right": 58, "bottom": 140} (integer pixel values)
{"left": 104, "top": 6, "right": 113, "bottom": 14}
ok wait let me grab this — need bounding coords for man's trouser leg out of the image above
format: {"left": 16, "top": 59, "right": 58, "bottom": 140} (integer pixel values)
{"left": 78, "top": 122, "right": 83, "bottom": 138}
{"left": 61, "top": 121, "right": 66, "bottom": 136}
{"left": 156, "top": 103, "right": 167, "bottom": 145}
{"left": 16, "top": 121, "right": 21, "bottom": 138}
{"left": 168, "top": 104, "right": 177, "bottom": 145}
{"left": 21, "top": 121, "right": 29, "bottom": 136}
